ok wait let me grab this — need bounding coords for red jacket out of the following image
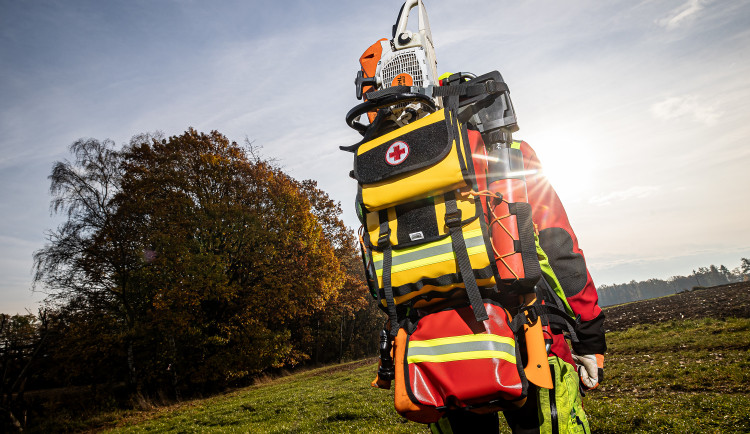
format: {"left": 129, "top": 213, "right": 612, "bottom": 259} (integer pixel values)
{"left": 467, "top": 130, "right": 606, "bottom": 356}
{"left": 520, "top": 140, "right": 607, "bottom": 356}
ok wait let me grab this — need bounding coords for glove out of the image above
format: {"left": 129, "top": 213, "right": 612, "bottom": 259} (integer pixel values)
{"left": 571, "top": 353, "right": 604, "bottom": 390}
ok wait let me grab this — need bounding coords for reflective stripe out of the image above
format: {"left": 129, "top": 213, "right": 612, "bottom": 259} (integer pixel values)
{"left": 373, "top": 228, "right": 486, "bottom": 276}
{"left": 407, "top": 333, "right": 516, "bottom": 364}
{"left": 409, "top": 341, "right": 516, "bottom": 357}
{"left": 410, "top": 333, "right": 515, "bottom": 348}
{"left": 408, "top": 350, "right": 516, "bottom": 364}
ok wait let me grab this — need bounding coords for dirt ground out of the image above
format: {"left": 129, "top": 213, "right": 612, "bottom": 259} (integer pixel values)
{"left": 603, "top": 281, "right": 750, "bottom": 332}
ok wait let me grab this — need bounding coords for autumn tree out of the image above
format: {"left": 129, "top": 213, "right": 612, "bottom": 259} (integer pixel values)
{"left": 34, "top": 128, "right": 363, "bottom": 397}
{"left": 115, "top": 129, "right": 348, "bottom": 390}
{"left": 288, "top": 181, "right": 380, "bottom": 364}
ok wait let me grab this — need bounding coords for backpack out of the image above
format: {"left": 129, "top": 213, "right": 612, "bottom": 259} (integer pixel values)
{"left": 344, "top": 74, "right": 578, "bottom": 424}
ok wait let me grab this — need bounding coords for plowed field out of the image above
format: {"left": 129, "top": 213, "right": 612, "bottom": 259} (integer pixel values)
{"left": 603, "top": 281, "right": 750, "bottom": 331}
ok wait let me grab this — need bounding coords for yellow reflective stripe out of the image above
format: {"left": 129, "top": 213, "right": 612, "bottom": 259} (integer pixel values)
{"left": 374, "top": 244, "right": 487, "bottom": 277}
{"left": 407, "top": 350, "right": 516, "bottom": 364}
{"left": 510, "top": 141, "right": 521, "bottom": 150}
{"left": 373, "top": 228, "right": 483, "bottom": 260}
{"left": 357, "top": 109, "right": 446, "bottom": 154}
{"left": 409, "top": 333, "right": 515, "bottom": 348}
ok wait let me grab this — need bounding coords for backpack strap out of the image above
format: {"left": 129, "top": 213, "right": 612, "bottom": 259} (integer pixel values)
{"left": 378, "top": 209, "right": 400, "bottom": 339}
{"left": 444, "top": 191, "right": 488, "bottom": 323}
{"left": 536, "top": 278, "right": 580, "bottom": 342}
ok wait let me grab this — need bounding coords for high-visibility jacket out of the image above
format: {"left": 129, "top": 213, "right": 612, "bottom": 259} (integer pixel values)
{"left": 518, "top": 139, "right": 607, "bottom": 357}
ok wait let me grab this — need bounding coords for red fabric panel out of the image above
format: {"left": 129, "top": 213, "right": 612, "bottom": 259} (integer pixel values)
{"left": 407, "top": 303, "right": 524, "bottom": 409}
{"left": 519, "top": 141, "right": 603, "bottom": 323}
{"left": 467, "top": 129, "right": 488, "bottom": 193}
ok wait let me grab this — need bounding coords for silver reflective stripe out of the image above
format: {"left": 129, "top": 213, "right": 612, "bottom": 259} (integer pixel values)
{"left": 373, "top": 231, "right": 486, "bottom": 270}
{"left": 408, "top": 340, "right": 515, "bottom": 358}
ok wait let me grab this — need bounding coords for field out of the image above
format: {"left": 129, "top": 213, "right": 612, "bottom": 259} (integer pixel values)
{"left": 50, "top": 283, "right": 750, "bottom": 433}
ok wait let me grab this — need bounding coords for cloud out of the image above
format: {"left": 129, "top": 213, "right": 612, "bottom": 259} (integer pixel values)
{"left": 657, "top": 0, "right": 707, "bottom": 30}
{"left": 588, "top": 185, "right": 660, "bottom": 206}
{"left": 650, "top": 95, "right": 722, "bottom": 126}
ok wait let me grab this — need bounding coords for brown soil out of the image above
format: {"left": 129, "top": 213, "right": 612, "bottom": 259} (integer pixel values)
{"left": 603, "top": 281, "right": 750, "bottom": 332}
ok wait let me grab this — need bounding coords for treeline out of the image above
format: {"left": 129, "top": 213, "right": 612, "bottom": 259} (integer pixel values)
{"left": 597, "top": 259, "right": 750, "bottom": 306}
{"left": 1, "top": 129, "right": 384, "bottom": 430}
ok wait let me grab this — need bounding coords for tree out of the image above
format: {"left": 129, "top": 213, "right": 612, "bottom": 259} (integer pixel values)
{"left": 0, "top": 312, "right": 49, "bottom": 431}
{"left": 741, "top": 258, "right": 750, "bottom": 278}
{"left": 34, "top": 129, "right": 354, "bottom": 397}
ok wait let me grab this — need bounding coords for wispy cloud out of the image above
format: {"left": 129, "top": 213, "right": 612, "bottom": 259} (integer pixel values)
{"left": 657, "top": 0, "right": 708, "bottom": 30}
{"left": 588, "top": 185, "right": 660, "bottom": 206}
{"left": 650, "top": 95, "right": 722, "bottom": 126}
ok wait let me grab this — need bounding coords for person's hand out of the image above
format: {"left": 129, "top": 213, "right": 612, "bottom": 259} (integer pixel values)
{"left": 571, "top": 353, "right": 604, "bottom": 390}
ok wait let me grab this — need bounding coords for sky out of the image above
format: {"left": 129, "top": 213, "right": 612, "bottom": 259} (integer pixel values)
{"left": 2, "top": 0, "right": 749, "bottom": 315}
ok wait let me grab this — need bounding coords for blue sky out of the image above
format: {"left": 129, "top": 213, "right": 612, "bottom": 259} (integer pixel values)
{"left": 2, "top": 0, "right": 749, "bottom": 314}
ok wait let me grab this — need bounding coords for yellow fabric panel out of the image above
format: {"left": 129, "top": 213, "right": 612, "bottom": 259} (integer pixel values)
{"left": 382, "top": 244, "right": 487, "bottom": 276}
{"left": 372, "top": 217, "right": 495, "bottom": 306}
{"left": 362, "top": 143, "right": 467, "bottom": 211}
{"left": 365, "top": 207, "right": 398, "bottom": 246}
{"left": 372, "top": 222, "right": 486, "bottom": 277}
{"left": 366, "top": 189, "right": 479, "bottom": 245}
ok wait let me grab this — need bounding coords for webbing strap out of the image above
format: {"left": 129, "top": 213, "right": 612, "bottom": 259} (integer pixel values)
{"left": 536, "top": 279, "right": 579, "bottom": 342}
{"left": 445, "top": 192, "right": 488, "bottom": 322}
{"left": 432, "top": 81, "right": 508, "bottom": 98}
{"left": 363, "top": 81, "right": 509, "bottom": 102}
{"left": 540, "top": 304, "right": 580, "bottom": 343}
{"left": 383, "top": 246, "right": 399, "bottom": 339}
{"left": 378, "top": 210, "right": 399, "bottom": 339}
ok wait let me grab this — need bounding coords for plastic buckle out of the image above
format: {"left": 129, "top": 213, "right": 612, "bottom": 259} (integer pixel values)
{"left": 377, "top": 229, "right": 391, "bottom": 248}
{"left": 525, "top": 304, "right": 539, "bottom": 324}
{"left": 444, "top": 209, "right": 462, "bottom": 228}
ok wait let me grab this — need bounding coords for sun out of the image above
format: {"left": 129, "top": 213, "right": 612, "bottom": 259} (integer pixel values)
{"left": 531, "top": 138, "right": 595, "bottom": 203}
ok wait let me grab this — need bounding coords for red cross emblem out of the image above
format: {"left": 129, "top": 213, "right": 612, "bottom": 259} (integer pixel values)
{"left": 385, "top": 141, "right": 409, "bottom": 165}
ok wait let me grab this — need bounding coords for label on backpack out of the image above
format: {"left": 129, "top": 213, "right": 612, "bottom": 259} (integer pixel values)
{"left": 385, "top": 141, "right": 409, "bottom": 165}
{"left": 409, "top": 231, "right": 424, "bottom": 241}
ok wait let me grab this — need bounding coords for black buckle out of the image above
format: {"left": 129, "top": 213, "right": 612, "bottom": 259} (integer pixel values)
{"left": 377, "top": 229, "right": 391, "bottom": 248}
{"left": 444, "top": 209, "right": 462, "bottom": 228}
{"left": 523, "top": 304, "right": 539, "bottom": 324}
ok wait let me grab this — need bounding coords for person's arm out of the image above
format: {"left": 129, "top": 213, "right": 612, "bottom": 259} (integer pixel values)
{"left": 519, "top": 141, "right": 606, "bottom": 356}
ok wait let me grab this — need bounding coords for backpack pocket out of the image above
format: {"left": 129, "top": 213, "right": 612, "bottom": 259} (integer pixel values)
{"left": 354, "top": 109, "right": 471, "bottom": 211}
{"left": 365, "top": 190, "right": 497, "bottom": 309}
{"left": 393, "top": 300, "right": 528, "bottom": 423}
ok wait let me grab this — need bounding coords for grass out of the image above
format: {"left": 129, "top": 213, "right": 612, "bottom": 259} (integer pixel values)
{"left": 585, "top": 317, "right": 750, "bottom": 434}
{"left": 107, "top": 360, "right": 425, "bottom": 433}
{"left": 95, "top": 318, "right": 750, "bottom": 433}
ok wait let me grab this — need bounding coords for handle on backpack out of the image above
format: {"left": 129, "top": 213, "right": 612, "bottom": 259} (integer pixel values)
{"left": 345, "top": 92, "right": 436, "bottom": 134}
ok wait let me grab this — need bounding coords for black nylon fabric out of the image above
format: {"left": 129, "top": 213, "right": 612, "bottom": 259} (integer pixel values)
{"left": 571, "top": 312, "right": 607, "bottom": 354}
{"left": 395, "top": 197, "right": 439, "bottom": 245}
{"left": 514, "top": 202, "right": 542, "bottom": 292}
{"left": 390, "top": 265, "right": 496, "bottom": 298}
{"left": 354, "top": 120, "right": 451, "bottom": 184}
{"left": 383, "top": 245, "right": 398, "bottom": 339}
{"left": 538, "top": 227, "right": 588, "bottom": 299}
{"left": 377, "top": 210, "right": 399, "bottom": 339}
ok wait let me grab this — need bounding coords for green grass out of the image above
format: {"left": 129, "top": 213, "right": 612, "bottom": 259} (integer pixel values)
{"left": 108, "top": 361, "right": 426, "bottom": 433}
{"left": 585, "top": 317, "right": 750, "bottom": 434}
{"left": 102, "top": 318, "right": 750, "bottom": 433}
